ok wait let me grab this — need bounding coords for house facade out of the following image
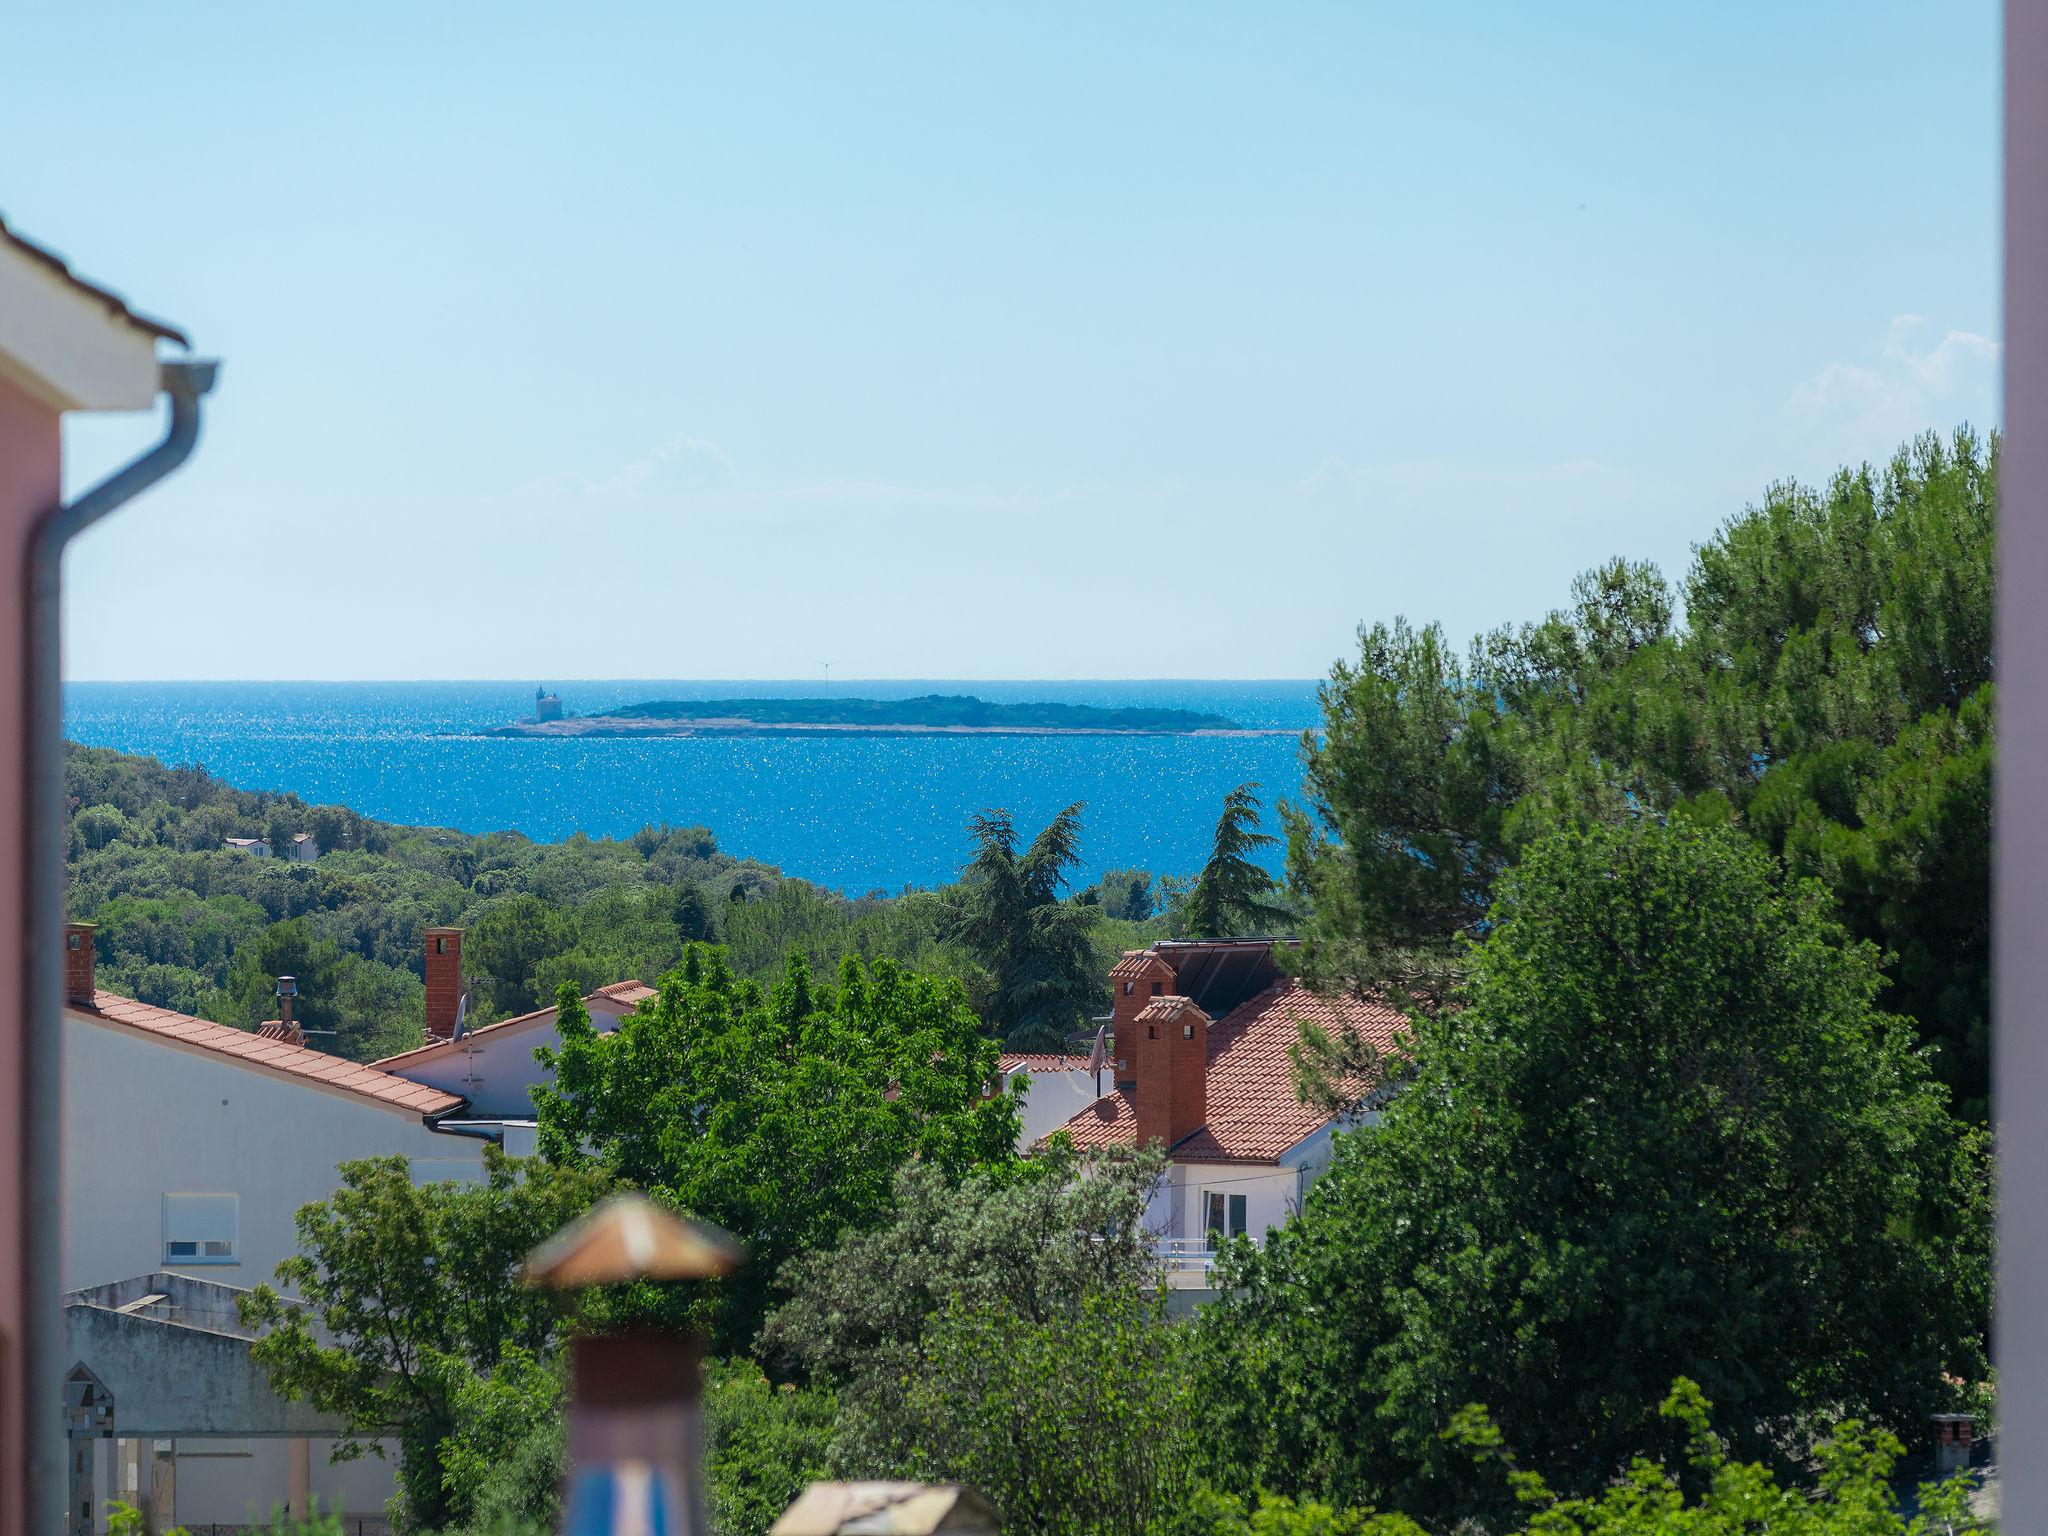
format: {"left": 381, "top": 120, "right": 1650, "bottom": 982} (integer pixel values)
{"left": 1053, "top": 940, "right": 1405, "bottom": 1293}
{"left": 369, "top": 927, "right": 655, "bottom": 1148}
{"left": 59, "top": 923, "right": 496, "bottom": 1529}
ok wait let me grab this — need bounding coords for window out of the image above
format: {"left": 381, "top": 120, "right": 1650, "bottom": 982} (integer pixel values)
{"left": 1203, "top": 1190, "right": 1247, "bottom": 1244}
{"left": 1151, "top": 980, "right": 1163, "bottom": 995}
{"left": 162, "top": 1193, "right": 237, "bottom": 1264}
{"left": 1123, "top": 980, "right": 1134, "bottom": 997}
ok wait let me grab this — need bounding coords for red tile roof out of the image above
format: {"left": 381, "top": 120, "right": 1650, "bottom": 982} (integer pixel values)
{"left": 368, "top": 979, "right": 656, "bottom": 1070}
{"left": 1056, "top": 980, "right": 1409, "bottom": 1163}
{"left": 75, "top": 991, "right": 463, "bottom": 1116}
{"left": 1110, "top": 950, "right": 1175, "bottom": 981}
{"left": 255, "top": 1018, "right": 306, "bottom": 1047}
{"left": 998, "top": 1052, "right": 1094, "bottom": 1074}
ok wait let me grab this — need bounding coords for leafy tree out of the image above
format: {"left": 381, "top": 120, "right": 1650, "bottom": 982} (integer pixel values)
{"left": 331, "top": 955, "right": 425, "bottom": 1060}
{"left": 761, "top": 1143, "right": 1165, "bottom": 1439}
{"left": 1197, "top": 1378, "right": 1984, "bottom": 1536}
{"left": 1085, "top": 867, "right": 1156, "bottom": 922}
{"left": 1179, "top": 783, "right": 1288, "bottom": 937}
{"left": 1198, "top": 821, "right": 1989, "bottom": 1525}
{"left": 467, "top": 895, "right": 575, "bottom": 1017}
{"left": 702, "top": 1361, "right": 837, "bottom": 1536}
{"left": 435, "top": 1346, "right": 565, "bottom": 1536}
{"left": 1283, "top": 618, "right": 1521, "bottom": 1008}
{"left": 1440, "top": 1377, "right": 1985, "bottom": 1536}
{"left": 238, "top": 1150, "right": 611, "bottom": 1532}
{"left": 949, "top": 804, "right": 1101, "bottom": 1048}
{"left": 673, "top": 881, "right": 719, "bottom": 943}
{"left": 888, "top": 1288, "right": 1197, "bottom": 1536}
{"left": 532, "top": 950, "right": 1020, "bottom": 1350}
{"left": 1286, "top": 428, "right": 1998, "bottom": 1117}
{"left": 223, "top": 919, "right": 346, "bottom": 1033}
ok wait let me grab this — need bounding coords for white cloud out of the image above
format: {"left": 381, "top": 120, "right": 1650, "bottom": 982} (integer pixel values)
{"left": 593, "top": 435, "right": 735, "bottom": 498}
{"left": 1786, "top": 315, "right": 1999, "bottom": 464}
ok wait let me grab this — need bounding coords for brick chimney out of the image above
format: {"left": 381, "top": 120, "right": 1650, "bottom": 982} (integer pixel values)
{"left": 425, "top": 927, "right": 463, "bottom": 1041}
{"left": 1109, "top": 949, "right": 1176, "bottom": 1088}
{"left": 64, "top": 921, "right": 96, "bottom": 1006}
{"left": 1132, "top": 994, "right": 1209, "bottom": 1152}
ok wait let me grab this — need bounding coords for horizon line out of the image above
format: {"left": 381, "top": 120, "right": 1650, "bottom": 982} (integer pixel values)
{"left": 62, "top": 675, "right": 1326, "bottom": 686}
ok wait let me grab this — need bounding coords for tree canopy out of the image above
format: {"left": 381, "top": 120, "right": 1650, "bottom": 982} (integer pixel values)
{"left": 237, "top": 1149, "right": 612, "bottom": 1532}
{"left": 948, "top": 804, "right": 1104, "bottom": 1048}
{"left": 1200, "top": 819, "right": 1989, "bottom": 1525}
{"left": 1180, "top": 783, "right": 1289, "bottom": 937}
{"left": 531, "top": 949, "right": 1021, "bottom": 1350}
{"left": 1286, "top": 428, "right": 1995, "bottom": 1115}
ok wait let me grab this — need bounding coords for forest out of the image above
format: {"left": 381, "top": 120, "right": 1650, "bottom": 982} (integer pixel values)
{"left": 87, "top": 425, "right": 1997, "bottom": 1533}
{"left": 61, "top": 745, "right": 1220, "bottom": 1060}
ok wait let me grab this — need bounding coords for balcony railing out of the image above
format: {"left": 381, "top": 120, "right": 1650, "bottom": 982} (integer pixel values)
{"left": 1154, "top": 1234, "right": 1257, "bottom": 1287}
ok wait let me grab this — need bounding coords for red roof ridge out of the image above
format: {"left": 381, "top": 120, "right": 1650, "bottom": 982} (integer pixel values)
{"left": 74, "top": 990, "right": 463, "bottom": 1117}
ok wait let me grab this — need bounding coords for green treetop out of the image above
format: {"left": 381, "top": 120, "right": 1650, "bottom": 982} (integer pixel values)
{"left": 1198, "top": 819, "right": 1989, "bottom": 1526}
{"left": 532, "top": 947, "right": 1020, "bottom": 1350}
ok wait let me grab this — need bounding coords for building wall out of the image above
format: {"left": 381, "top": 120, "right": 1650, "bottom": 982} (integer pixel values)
{"left": 62, "top": 1011, "right": 488, "bottom": 1294}
{"left": 0, "top": 368, "right": 59, "bottom": 1536}
{"left": 384, "top": 997, "right": 636, "bottom": 1119}
{"left": 90, "top": 1434, "right": 400, "bottom": 1530}
{"left": 1006, "top": 1067, "right": 1105, "bottom": 1147}
{"left": 1146, "top": 1114, "right": 1380, "bottom": 1246}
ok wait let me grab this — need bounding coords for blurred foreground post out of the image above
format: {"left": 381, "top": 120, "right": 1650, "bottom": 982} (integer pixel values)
{"left": 524, "top": 1195, "right": 742, "bottom": 1536}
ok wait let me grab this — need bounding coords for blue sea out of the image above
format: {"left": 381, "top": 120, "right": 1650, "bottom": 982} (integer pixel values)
{"left": 61, "top": 681, "right": 1323, "bottom": 894}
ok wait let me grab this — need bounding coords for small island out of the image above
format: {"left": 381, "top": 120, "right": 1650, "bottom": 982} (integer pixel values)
{"left": 483, "top": 693, "right": 1278, "bottom": 739}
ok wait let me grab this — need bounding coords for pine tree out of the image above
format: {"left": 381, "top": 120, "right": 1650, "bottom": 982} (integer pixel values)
{"left": 1181, "top": 784, "right": 1289, "bottom": 938}
{"left": 950, "top": 803, "right": 1102, "bottom": 1049}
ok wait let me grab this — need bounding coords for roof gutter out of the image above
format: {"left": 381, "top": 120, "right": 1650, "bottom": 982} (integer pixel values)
{"left": 23, "top": 357, "right": 217, "bottom": 1536}
{"left": 426, "top": 1112, "right": 505, "bottom": 1147}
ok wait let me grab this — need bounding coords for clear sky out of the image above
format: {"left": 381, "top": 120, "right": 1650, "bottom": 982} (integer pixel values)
{"left": 11, "top": 2, "right": 1999, "bottom": 681}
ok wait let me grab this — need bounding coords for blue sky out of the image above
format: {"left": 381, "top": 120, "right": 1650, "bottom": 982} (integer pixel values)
{"left": 11, "top": 2, "right": 1999, "bottom": 681}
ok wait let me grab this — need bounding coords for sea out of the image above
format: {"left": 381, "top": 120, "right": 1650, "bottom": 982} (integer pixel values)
{"left": 61, "top": 681, "right": 1324, "bottom": 894}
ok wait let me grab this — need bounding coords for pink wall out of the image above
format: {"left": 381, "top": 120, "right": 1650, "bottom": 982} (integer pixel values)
{"left": 0, "top": 369, "right": 58, "bottom": 1536}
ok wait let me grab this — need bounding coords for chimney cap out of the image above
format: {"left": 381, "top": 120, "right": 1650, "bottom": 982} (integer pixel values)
{"left": 275, "top": 975, "right": 298, "bottom": 997}
{"left": 522, "top": 1194, "right": 741, "bottom": 1289}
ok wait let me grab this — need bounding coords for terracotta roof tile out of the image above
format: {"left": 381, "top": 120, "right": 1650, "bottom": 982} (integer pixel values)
{"left": 77, "top": 991, "right": 464, "bottom": 1116}
{"left": 1055, "top": 980, "right": 1408, "bottom": 1163}
{"left": 1110, "top": 950, "right": 1176, "bottom": 981}
{"left": 998, "top": 1052, "right": 1093, "bottom": 1074}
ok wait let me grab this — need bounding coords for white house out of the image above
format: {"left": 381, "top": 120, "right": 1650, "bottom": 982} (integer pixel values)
{"left": 59, "top": 921, "right": 496, "bottom": 1529}
{"left": 1053, "top": 940, "right": 1405, "bottom": 1296}
{"left": 994, "top": 1052, "right": 1107, "bottom": 1148}
{"left": 372, "top": 927, "right": 654, "bottom": 1151}
{"left": 286, "top": 832, "right": 319, "bottom": 863}
{"left": 221, "top": 837, "right": 270, "bottom": 858}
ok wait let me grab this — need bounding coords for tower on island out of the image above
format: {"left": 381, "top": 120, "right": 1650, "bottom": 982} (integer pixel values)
{"left": 534, "top": 685, "right": 564, "bottom": 723}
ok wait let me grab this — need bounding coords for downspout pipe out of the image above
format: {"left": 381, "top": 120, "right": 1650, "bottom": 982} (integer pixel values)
{"left": 22, "top": 358, "right": 217, "bottom": 1536}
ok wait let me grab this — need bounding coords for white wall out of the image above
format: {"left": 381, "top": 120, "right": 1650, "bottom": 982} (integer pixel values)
{"left": 1145, "top": 1112, "right": 1380, "bottom": 1248}
{"left": 95, "top": 1435, "right": 400, "bottom": 1530}
{"left": 384, "top": 996, "right": 638, "bottom": 1119}
{"left": 1146, "top": 1161, "right": 1302, "bottom": 1246}
{"left": 63, "top": 1010, "right": 489, "bottom": 1295}
{"left": 1006, "top": 1066, "right": 1106, "bottom": 1147}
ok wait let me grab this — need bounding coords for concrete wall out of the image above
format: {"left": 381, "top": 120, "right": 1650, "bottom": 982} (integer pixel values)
{"left": 62, "top": 1010, "right": 489, "bottom": 1294}
{"left": 385, "top": 995, "right": 637, "bottom": 1119}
